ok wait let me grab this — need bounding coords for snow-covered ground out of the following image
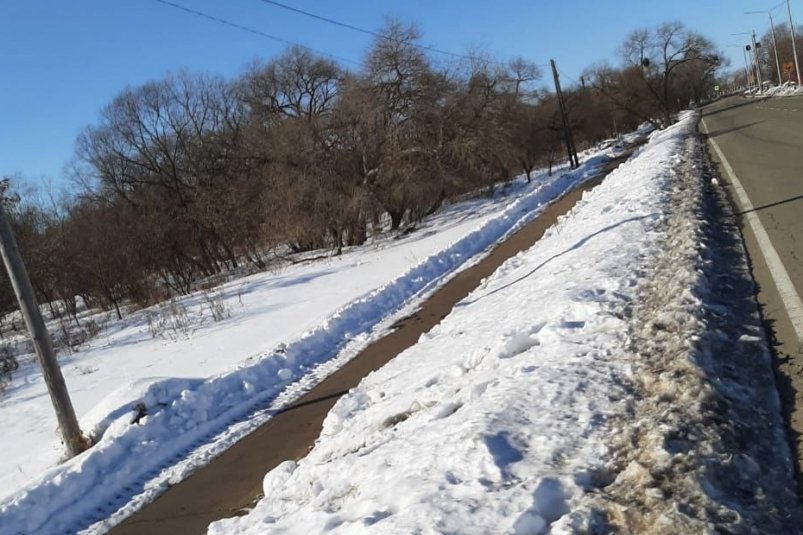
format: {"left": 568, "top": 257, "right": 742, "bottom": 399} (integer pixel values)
{"left": 744, "top": 81, "right": 803, "bottom": 98}
{"left": 210, "top": 112, "right": 802, "bottom": 534}
{"left": 765, "top": 82, "right": 803, "bottom": 97}
{"left": 0, "top": 139, "right": 635, "bottom": 533}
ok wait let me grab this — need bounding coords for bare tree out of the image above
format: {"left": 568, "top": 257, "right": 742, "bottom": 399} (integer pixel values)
{"left": 618, "top": 22, "right": 722, "bottom": 125}
{"left": 13, "top": 19, "right": 725, "bottom": 333}
{"left": 506, "top": 57, "right": 542, "bottom": 100}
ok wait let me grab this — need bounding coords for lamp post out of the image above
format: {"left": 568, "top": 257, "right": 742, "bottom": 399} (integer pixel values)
{"left": 787, "top": 0, "right": 801, "bottom": 84}
{"left": 746, "top": 10, "right": 783, "bottom": 85}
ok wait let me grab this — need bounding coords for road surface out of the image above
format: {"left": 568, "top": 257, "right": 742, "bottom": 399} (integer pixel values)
{"left": 701, "top": 94, "right": 803, "bottom": 495}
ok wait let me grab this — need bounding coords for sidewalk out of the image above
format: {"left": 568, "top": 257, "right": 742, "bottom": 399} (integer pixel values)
{"left": 109, "top": 151, "right": 639, "bottom": 535}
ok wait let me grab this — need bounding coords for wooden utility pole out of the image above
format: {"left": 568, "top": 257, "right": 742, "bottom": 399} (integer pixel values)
{"left": 0, "top": 181, "right": 87, "bottom": 457}
{"left": 551, "top": 59, "right": 579, "bottom": 168}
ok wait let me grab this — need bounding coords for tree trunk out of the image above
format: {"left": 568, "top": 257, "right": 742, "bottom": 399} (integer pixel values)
{"left": 107, "top": 291, "right": 123, "bottom": 321}
{"left": 219, "top": 240, "right": 238, "bottom": 270}
{"left": 348, "top": 215, "right": 367, "bottom": 246}
{"left": 388, "top": 209, "right": 404, "bottom": 231}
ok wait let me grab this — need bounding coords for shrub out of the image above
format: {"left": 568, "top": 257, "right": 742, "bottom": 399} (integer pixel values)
{"left": 146, "top": 300, "right": 192, "bottom": 340}
{"left": 202, "top": 290, "right": 231, "bottom": 323}
{"left": 0, "top": 345, "right": 19, "bottom": 396}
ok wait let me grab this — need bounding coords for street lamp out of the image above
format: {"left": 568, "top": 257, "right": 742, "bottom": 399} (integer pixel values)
{"left": 745, "top": 10, "right": 782, "bottom": 85}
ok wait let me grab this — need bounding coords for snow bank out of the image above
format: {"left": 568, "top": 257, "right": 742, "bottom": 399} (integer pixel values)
{"left": 744, "top": 82, "right": 803, "bottom": 98}
{"left": 594, "top": 118, "right": 802, "bottom": 532}
{"left": 210, "top": 112, "right": 801, "bottom": 534}
{"left": 208, "top": 117, "right": 686, "bottom": 534}
{"left": 765, "top": 83, "right": 803, "bottom": 97}
{"left": 0, "top": 148, "right": 617, "bottom": 534}
{"left": 3, "top": 164, "right": 576, "bottom": 501}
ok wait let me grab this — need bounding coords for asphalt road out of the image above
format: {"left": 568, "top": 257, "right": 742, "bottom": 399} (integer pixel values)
{"left": 701, "top": 94, "right": 803, "bottom": 494}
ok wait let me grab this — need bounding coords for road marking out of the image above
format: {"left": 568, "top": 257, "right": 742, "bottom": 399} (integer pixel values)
{"left": 701, "top": 118, "right": 803, "bottom": 346}
{"left": 758, "top": 106, "right": 798, "bottom": 112}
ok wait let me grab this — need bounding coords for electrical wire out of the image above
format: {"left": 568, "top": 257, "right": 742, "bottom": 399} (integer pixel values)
{"left": 557, "top": 67, "right": 583, "bottom": 89}
{"left": 254, "top": 0, "right": 482, "bottom": 62}
{"left": 256, "top": 0, "right": 381, "bottom": 40}
{"left": 253, "top": 0, "right": 558, "bottom": 70}
{"left": 153, "top": 0, "right": 360, "bottom": 66}
{"left": 155, "top": 0, "right": 553, "bottom": 75}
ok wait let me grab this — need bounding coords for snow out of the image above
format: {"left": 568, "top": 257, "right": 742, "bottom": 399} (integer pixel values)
{"left": 593, "top": 126, "right": 802, "bottom": 532}
{"left": 744, "top": 81, "right": 803, "bottom": 98}
{"left": 5, "top": 109, "right": 795, "bottom": 534}
{"left": 0, "top": 142, "right": 626, "bottom": 534}
{"left": 209, "top": 111, "right": 801, "bottom": 534}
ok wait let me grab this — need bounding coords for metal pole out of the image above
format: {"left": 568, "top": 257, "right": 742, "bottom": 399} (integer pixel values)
{"left": 0, "top": 188, "right": 87, "bottom": 457}
{"left": 731, "top": 42, "right": 753, "bottom": 89}
{"left": 769, "top": 13, "right": 783, "bottom": 84}
{"left": 746, "top": 11, "right": 784, "bottom": 85}
{"left": 743, "top": 47, "right": 753, "bottom": 89}
{"left": 752, "top": 30, "right": 764, "bottom": 90}
{"left": 788, "top": 0, "right": 802, "bottom": 84}
{"left": 732, "top": 33, "right": 754, "bottom": 89}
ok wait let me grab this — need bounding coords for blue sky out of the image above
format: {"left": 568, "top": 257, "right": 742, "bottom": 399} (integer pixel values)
{"left": 0, "top": 0, "right": 795, "bottom": 186}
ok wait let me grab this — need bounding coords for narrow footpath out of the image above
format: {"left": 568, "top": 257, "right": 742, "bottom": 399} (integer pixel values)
{"left": 110, "top": 147, "right": 642, "bottom": 535}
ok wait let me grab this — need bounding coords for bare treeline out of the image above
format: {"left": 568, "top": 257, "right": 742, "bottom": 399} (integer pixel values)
{"left": 1, "top": 20, "right": 721, "bottom": 323}
{"left": 585, "top": 22, "right": 723, "bottom": 127}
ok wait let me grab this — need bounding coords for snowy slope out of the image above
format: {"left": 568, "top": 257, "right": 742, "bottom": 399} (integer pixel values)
{"left": 210, "top": 112, "right": 801, "bottom": 534}
{"left": 0, "top": 144, "right": 629, "bottom": 534}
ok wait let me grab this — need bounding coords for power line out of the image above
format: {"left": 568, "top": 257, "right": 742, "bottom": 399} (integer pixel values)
{"left": 153, "top": 0, "right": 359, "bottom": 66}
{"left": 253, "top": 0, "right": 522, "bottom": 66}
{"left": 557, "top": 67, "right": 582, "bottom": 89}
{"left": 256, "top": 0, "right": 380, "bottom": 40}
{"left": 155, "top": 0, "right": 551, "bottom": 76}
